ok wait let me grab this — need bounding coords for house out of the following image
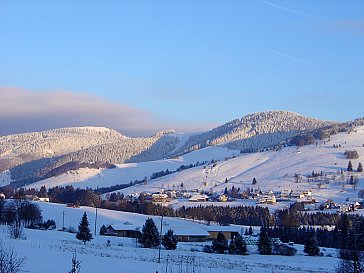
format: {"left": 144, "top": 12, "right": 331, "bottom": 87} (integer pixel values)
{"left": 38, "top": 197, "right": 50, "bottom": 202}
{"left": 291, "top": 191, "right": 305, "bottom": 199}
{"left": 204, "top": 225, "right": 242, "bottom": 240}
{"left": 189, "top": 194, "right": 209, "bottom": 202}
{"left": 303, "top": 190, "right": 312, "bottom": 196}
{"left": 218, "top": 194, "right": 228, "bottom": 202}
{"left": 280, "top": 189, "right": 291, "bottom": 200}
{"left": 151, "top": 193, "right": 169, "bottom": 202}
{"left": 320, "top": 199, "right": 339, "bottom": 210}
{"left": 106, "top": 224, "right": 210, "bottom": 242}
{"left": 258, "top": 194, "right": 276, "bottom": 204}
{"left": 298, "top": 196, "right": 316, "bottom": 204}
{"left": 171, "top": 227, "right": 210, "bottom": 242}
{"left": 165, "top": 190, "right": 177, "bottom": 199}
{"left": 106, "top": 225, "right": 141, "bottom": 238}
{"left": 24, "top": 195, "right": 39, "bottom": 201}
{"left": 339, "top": 201, "right": 361, "bottom": 212}
{"left": 244, "top": 235, "right": 282, "bottom": 245}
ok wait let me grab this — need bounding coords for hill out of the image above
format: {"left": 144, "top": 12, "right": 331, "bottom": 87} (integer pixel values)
{"left": 0, "top": 111, "right": 349, "bottom": 188}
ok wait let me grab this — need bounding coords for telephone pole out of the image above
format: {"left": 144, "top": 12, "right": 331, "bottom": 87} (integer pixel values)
{"left": 62, "top": 211, "right": 65, "bottom": 231}
{"left": 158, "top": 215, "right": 164, "bottom": 263}
{"left": 94, "top": 206, "right": 98, "bottom": 236}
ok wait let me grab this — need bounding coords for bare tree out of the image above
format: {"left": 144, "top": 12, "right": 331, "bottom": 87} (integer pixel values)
{"left": 8, "top": 223, "right": 23, "bottom": 240}
{"left": 69, "top": 250, "right": 81, "bottom": 273}
{"left": 0, "top": 241, "right": 26, "bottom": 273}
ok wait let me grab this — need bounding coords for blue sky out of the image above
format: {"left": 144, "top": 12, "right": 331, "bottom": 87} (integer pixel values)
{"left": 0, "top": 0, "right": 363, "bottom": 135}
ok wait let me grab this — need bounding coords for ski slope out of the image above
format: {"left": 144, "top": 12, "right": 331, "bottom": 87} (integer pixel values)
{"left": 29, "top": 147, "right": 239, "bottom": 189}
{"left": 118, "top": 126, "right": 364, "bottom": 204}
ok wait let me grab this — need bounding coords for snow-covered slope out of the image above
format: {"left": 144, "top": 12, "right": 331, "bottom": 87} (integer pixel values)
{"left": 117, "top": 126, "right": 364, "bottom": 204}
{"left": 0, "top": 111, "right": 344, "bottom": 188}
{"left": 30, "top": 147, "right": 239, "bottom": 189}
{"left": 0, "top": 201, "right": 338, "bottom": 273}
{"left": 176, "top": 110, "right": 334, "bottom": 153}
{"left": 0, "top": 127, "right": 126, "bottom": 171}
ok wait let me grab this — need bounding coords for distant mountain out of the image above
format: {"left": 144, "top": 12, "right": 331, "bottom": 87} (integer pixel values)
{"left": 176, "top": 111, "right": 335, "bottom": 153}
{"left": 0, "top": 111, "right": 352, "bottom": 188}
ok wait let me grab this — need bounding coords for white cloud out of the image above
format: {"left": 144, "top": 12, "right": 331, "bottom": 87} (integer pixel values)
{"left": 0, "top": 87, "right": 215, "bottom": 136}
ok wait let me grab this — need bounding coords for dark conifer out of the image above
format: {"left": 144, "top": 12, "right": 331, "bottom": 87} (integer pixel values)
{"left": 258, "top": 231, "right": 272, "bottom": 255}
{"left": 228, "top": 234, "right": 247, "bottom": 255}
{"left": 304, "top": 233, "right": 320, "bottom": 256}
{"left": 138, "top": 218, "right": 160, "bottom": 248}
{"left": 76, "top": 212, "right": 93, "bottom": 244}
{"left": 212, "top": 232, "right": 228, "bottom": 254}
{"left": 99, "top": 225, "right": 107, "bottom": 235}
{"left": 357, "top": 162, "right": 363, "bottom": 173}
{"left": 162, "top": 229, "right": 177, "bottom": 250}
{"left": 347, "top": 161, "right": 353, "bottom": 172}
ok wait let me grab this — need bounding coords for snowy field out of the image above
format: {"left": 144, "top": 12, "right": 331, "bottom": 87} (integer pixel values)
{"left": 0, "top": 202, "right": 339, "bottom": 273}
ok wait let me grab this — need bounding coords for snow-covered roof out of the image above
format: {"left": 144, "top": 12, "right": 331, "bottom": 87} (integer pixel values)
{"left": 203, "top": 225, "right": 243, "bottom": 233}
{"left": 189, "top": 194, "right": 209, "bottom": 201}
{"left": 109, "top": 225, "right": 141, "bottom": 231}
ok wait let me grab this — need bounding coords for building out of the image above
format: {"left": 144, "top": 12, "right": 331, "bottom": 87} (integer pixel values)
{"left": 105, "top": 224, "right": 210, "bottom": 242}
{"left": 218, "top": 194, "right": 228, "bottom": 202}
{"left": 189, "top": 194, "right": 209, "bottom": 202}
{"left": 258, "top": 194, "right": 276, "bottom": 204}
{"left": 204, "top": 225, "right": 242, "bottom": 240}
{"left": 151, "top": 193, "right": 169, "bottom": 202}
{"left": 280, "top": 189, "right": 291, "bottom": 200}
{"left": 291, "top": 191, "right": 305, "bottom": 199}
{"left": 298, "top": 196, "right": 316, "bottom": 204}
{"left": 106, "top": 225, "right": 141, "bottom": 238}
{"left": 172, "top": 227, "right": 210, "bottom": 242}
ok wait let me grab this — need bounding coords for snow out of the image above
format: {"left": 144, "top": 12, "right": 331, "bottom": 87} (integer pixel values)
{"left": 0, "top": 201, "right": 339, "bottom": 273}
{"left": 30, "top": 146, "right": 240, "bottom": 189}
{"left": 117, "top": 126, "right": 364, "bottom": 206}
{"left": 0, "top": 170, "right": 11, "bottom": 187}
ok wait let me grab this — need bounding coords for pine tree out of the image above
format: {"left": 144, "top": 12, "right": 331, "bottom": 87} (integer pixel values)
{"left": 228, "top": 234, "right": 247, "bottom": 255}
{"left": 347, "top": 161, "right": 353, "bottom": 172}
{"left": 162, "top": 229, "right": 178, "bottom": 250}
{"left": 138, "top": 218, "right": 160, "bottom": 248}
{"left": 76, "top": 212, "right": 93, "bottom": 244}
{"left": 249, "top": 226, "right": 253, "bottom": 235}
{"left": 99, "top": 225, "right": 107, "bottom": 235}
{"left": 252, "top": 178, "right": 257, "bottom": 185}
{"left": 304, "top": 234, "right": 320, "bottom": 256}
{"left": 212, "top": 232, "right": 228, "bottom": 254}
{"left": 357, "top": 162, "right": 363, "bottom": 172}
{"left": 258, "top": 231, "right": 272, "bottom": 255}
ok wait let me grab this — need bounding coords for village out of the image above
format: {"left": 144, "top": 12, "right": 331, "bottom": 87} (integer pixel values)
{"left": 115, "top": 163, "right": 364, "bottom": 215}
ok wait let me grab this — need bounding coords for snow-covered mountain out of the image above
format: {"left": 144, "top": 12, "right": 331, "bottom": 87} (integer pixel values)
{"left": 0, "top": 111, "right": 349, "bottom": 188}
{"left": 176, "top": 110, "right": 334, "bottom": 153}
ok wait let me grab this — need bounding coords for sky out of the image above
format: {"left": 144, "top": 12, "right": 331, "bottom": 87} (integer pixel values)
{"left": 0, "top": 0, "right": 363, "bottom": 136}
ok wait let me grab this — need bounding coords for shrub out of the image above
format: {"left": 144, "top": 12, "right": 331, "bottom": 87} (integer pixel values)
{"left": 345, "top": 150, "right": 359, "bottom": 159}
{"left": 273, "top": 244, "right": 297, "bottom": 256}
{"left": 203, "top": 245, "right": 214, "bottom": 253}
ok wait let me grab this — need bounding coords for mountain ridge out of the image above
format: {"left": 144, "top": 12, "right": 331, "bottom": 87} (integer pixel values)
{"left": 0, "top": 110, "right": 353, "bottom": 188}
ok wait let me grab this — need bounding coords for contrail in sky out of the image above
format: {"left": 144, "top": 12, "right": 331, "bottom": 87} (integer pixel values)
{"left": 255, "top": 0, "right": 338, "bottom": 26}
{"left": 263, "top": 47, "right": 304, "bottom": 63}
